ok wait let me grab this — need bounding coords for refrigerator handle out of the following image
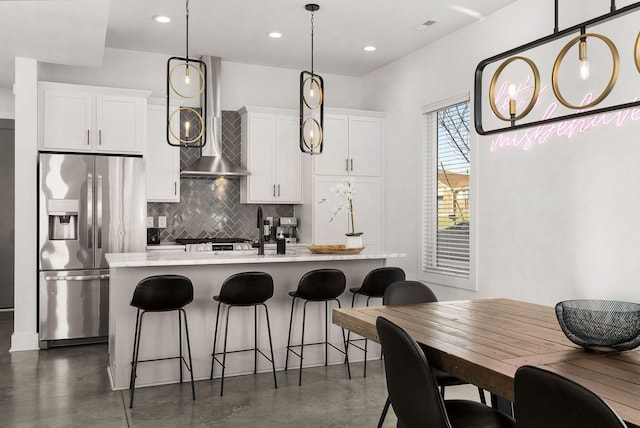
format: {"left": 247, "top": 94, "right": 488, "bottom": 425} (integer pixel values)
{"left": 97, "top": 174, "right": 103, "bottom": 249}
{"left": 87, "top": 173, "right": 93, "bottom": 249}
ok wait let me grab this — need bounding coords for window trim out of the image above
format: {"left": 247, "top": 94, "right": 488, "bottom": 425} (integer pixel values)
{"left": 419, "top": 92, "right": 477, "bottom": 291}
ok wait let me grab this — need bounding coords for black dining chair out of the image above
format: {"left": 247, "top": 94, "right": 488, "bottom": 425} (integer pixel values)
{"left": 376, "top": 316, "right": 515, "bottom": 428}
{"left": 514, "top": 365, "right": 627, "bottom": 428}
{"left": 377, "top": 280, "right": 487, "bottom": 427}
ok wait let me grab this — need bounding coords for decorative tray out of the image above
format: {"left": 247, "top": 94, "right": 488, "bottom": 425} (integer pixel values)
{"left": 307, "top": 245, "right": 365, "bottom": 255}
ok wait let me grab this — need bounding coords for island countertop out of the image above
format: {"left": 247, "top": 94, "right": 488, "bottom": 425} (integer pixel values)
{"left": 105, "top": 248, "right": 406, "bottom": 268}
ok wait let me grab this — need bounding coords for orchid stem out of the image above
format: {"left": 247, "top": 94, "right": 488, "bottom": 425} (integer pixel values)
{"left": 349, "top": 199, "right": 355, "bottom": 234}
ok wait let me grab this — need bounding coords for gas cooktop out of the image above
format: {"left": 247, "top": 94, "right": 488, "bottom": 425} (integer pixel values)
{"left": 175, "top": 237, "right": 251, "bottom": 245}
{"left": 175, "top": 237, "right": 254, "bottom": 252}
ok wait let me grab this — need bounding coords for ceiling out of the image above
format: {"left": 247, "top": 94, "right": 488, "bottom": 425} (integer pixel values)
{"left": 0, "top": 0, "right": 517, "bottom": 88}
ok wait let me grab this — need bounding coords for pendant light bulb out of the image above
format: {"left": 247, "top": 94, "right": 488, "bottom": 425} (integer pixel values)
{"left": 185, "top": 64, "right": 190, "bottom": 84}
{"left": 185, "top": 120, "right": 190, "bottom": 138}
{"left": 508, "top": 84, "right": 516, "bottom": 116}
{"left": 309, "top": 79, "right": 315, "bottom": 98}
{"left": 579, "top": 38, "right": 589, "bottom": 80}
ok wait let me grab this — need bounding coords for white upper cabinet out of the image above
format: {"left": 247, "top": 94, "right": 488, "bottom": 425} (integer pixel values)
{"left": 313, "top": 111, "right": 383, "bottom": 177}
{"left": 146, "top": 102, "right": 180, "bottom": 202}
{"left": 239, "top": 106, "right": 303, "bottom": 204}
{"left": 38, "top": 82, "right": 149, "bottom": 154}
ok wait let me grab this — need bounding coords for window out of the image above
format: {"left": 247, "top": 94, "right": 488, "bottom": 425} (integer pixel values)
{"left": 422, "top": 95, "right": 474, "bottom": 290}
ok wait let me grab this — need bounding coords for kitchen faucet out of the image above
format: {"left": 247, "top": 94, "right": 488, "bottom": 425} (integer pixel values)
{"left": 256, "top": 206, "right": 264, "bottom": 255}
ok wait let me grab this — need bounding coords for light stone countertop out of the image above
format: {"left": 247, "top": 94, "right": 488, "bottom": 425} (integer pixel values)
{"left": 106, "top": 248, "right": 406, "bottom": 268}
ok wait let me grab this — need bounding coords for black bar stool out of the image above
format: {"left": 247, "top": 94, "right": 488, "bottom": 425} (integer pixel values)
{"left": 285, "top": 268, "right": 351, "bottom": 385}
{"left": 209, "top": 271, "right": 277, "bottom": 396}
{"left": 129, "top": 274, "right": 195, "bottom": 408}
{"left": 346, "top": 266, "right": 405, "bottom": 377}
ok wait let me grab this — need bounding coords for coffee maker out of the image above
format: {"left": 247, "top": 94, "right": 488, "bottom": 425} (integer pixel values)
{"left": 276, "top": 217, "right": 298, "bottom": 243}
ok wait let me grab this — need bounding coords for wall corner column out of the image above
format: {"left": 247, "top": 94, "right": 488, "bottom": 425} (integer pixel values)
{"left": 11, "top": 57, "right": 39, "bottom": 352}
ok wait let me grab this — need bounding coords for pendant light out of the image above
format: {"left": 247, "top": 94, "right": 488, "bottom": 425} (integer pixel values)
{"left": 300, "top": 3, "right": 324, "bottom": 155}
{"left": 474, "top": 0, "right": 636, "bottom": 136}
{"left": 166, "top": 0, "right": 208, "bottom": 147}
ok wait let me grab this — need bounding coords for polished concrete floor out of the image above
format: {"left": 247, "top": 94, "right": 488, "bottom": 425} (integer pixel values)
{"left": 0, "top": 311, "right": 483, "bottom": 427}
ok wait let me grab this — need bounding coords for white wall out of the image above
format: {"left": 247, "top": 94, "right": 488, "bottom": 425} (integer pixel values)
{"left": 0, "top": 88, "right": 14, "bottom": 119}
{"left": 39, "top": 48, "right": 363, "bottom": 111}
{"left": 363, "top": 0, "right": 640, "bottom": 306}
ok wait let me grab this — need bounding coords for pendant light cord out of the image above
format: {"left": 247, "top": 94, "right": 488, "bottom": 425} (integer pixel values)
{"left": 310, "top": 9, "right": 315, "bottom": 76}
{"left": 185, "top": 0, "right": 190, "bottom": 62}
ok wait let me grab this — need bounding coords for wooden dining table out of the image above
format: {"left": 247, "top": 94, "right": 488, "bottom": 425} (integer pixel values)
{"left": 333, "top": 298, "right": 640, "bottom": 428}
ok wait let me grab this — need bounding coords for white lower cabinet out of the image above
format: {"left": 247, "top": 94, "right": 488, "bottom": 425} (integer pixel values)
{"left": 145, "top": 103, "right": 180, "bottom": 202}
{"left": 239, "top": 106, "right": 302, "bottom": 204}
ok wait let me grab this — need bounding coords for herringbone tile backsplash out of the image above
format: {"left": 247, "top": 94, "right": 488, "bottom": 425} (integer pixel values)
{"left": 148, "top": 111, "right": 294, "bottom": 241}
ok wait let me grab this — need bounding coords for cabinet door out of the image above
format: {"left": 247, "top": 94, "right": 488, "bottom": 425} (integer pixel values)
{"left": 351, "top": 177, "right": 382, "bottom": 250}
{"left": 246, "top": 113, "right": 276, "bottom": 202}
{"left": 348, "top": 116, "right": 382, "bottom": 176}
{"left": 146, "top": 104, "right": 180, "bottom": 202}
{"left": 313, "top": 177, "right": 348, "bottom": 245}
{"left": 41, "top": 91, "right": 94, "bottom": 152}
{"left": 96, "top": 95, "right": 145, "bottom": 154}
{"left": 313, "top": 114, "right": 349, "bottom": 176}
{"left": 275, "top": 115, "right": 303, "bottom": 203}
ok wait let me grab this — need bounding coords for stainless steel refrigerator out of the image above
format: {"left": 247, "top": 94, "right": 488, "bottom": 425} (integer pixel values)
{"left": 38, "top": 153, "right": 146, "bottom": 347}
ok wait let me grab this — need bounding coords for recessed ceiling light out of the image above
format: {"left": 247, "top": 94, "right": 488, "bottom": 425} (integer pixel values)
{"left": 364, "top": 45, "right": 377, "bottom": 52}
{"left": 153, "top": 15, "right": 171, "bottom": 24}
{"left": 269, "top": 32, "right": 283, "bottom": 38}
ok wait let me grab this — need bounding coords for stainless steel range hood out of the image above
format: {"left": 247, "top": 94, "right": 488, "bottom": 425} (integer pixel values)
{"left": 180, "top": 56, "right": 249, "bottom": 177}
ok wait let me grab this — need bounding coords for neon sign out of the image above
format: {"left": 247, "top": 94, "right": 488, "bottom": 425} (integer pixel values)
{"left": 489, "top": 81, "right": 640, "bottom": 152}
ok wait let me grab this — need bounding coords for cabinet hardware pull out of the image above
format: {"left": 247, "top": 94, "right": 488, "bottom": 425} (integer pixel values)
{"left": 87, "top": 130, "right": 90, "bottom": 145}
{"left": 273, "top": 184, "right": 276, "bottom": 197}
{"left": 98, "top": 129, "right": 102, "bottom": 145}
{"left": 346, "top": 159, "right": 349, "bottom": 171}
{"left": 278, "top": 184, "right": 280, "bottom": 197}
{"left": 350, "top": 158, "right": 354, "bottom": 171}
{"left": 174, "top": 182, "right": 177, "bottom": 195}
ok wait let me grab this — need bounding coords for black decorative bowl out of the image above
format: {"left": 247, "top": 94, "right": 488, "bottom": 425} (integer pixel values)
{"left": 555, "top": 300, "right": 640, "bottom": 351}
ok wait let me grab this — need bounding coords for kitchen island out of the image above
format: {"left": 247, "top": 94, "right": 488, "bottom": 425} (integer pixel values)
{"left": 105, "top": 248, "right": 405, "bottom": 390}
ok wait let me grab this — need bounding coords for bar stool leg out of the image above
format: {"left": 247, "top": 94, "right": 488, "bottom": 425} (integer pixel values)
{"left": 210, "top": 302, "right": 222, "bottom": 380}
{"left": 324, "top": 301, "right": 329, "bottom": 366}
{"left": 220, "top": 305, "right": 232, "bottom": 396}
{"left": 345, "top": 293, "right": 357, "bottom": 358}
{"left": 335, "top": 299, "right": 351, "bottom": 380}
{"left": 178, "top": 310, "right": 183, "bottom": 383}
{"left": 180, "top": 308, "right": 196, "bottom": 400}
{"left": 129, "top": 310, "right": 145, "bottom": 409}
{"left": 262, "top": 303, "right": 278, "bottom": 389}
{"left": 285, "top": 297, "right": 296, "bottom": 371}
{"left": 299, "top": 300, "right": 308, "bottom": 386}
{"left": 254, "top": 305, "right": 258, "bottom": 374}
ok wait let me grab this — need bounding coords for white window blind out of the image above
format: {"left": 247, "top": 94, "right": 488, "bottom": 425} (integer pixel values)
{"left": 423, "top": 100, "right": 471, "bottom": 280}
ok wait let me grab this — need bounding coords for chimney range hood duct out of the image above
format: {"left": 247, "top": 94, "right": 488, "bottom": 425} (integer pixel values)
{"left": 180, "top": 56, "right": 249, "bottom": 177}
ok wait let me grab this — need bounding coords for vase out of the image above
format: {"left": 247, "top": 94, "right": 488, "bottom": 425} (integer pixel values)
{"left": 345, "top": 235, "right": 363, "bottom": 249}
